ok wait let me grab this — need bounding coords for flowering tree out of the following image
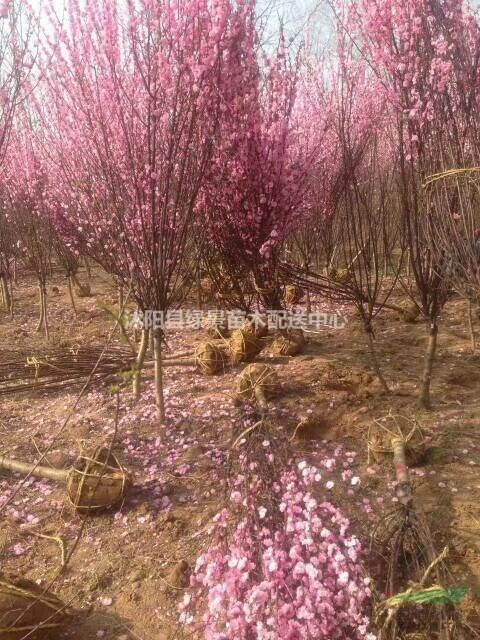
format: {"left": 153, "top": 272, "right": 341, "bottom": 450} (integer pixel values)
{"left": 0, "top": 0, "right": 37, "bottom": 165}
{"left": 341, "top": 0, "right": 480, "bottom": 408}
{"left": 0, "top": 0, "right": 38, "bottom": 313}
{"left": 1, "top": 122, "right": 54, "bottom": 338}
{"left": 199, "top": 22, "right": 316, "bottom": 313}
{"left": 38, "top": 0, "right": 252, "bottom": 420}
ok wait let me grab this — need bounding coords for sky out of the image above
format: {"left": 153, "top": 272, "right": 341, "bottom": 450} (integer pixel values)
{"left": 26, "top": 0, "right": 332, "bottom": 53}
{"left": 256, "top": 0, "right": 334, "bottom": 55}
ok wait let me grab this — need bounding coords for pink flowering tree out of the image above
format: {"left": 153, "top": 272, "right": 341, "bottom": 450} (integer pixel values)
{"left": 1, "top": 122, "right": 54, "bottom": 338}
{"left": 0, "top": 0, "right": 38, "bottom": 310}
{"left": 0, "top": 0, "right": 37, "bottom": 164}
{"left": 199, "top": 22, "right": 316, "bottom": 314}
{"left": 38, "top": 0, "right": 252, "bottom": 420}
{"left": 342, "top": 0, "right": 480, "bottom": 408}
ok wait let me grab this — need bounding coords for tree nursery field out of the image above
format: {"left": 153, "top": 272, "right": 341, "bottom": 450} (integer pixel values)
{"left": 1, "top": 1, "right": 480, "bottom": 639}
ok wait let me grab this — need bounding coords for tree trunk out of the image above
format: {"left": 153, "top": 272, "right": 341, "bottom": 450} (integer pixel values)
{"left": 36, "top": 282, "right": 44, "bottom": 332}
{"left": 118, "top": 284, "right": 124, "bottom": 313}
{"left": 418, "top": 321, "right": 438, "bottom": 410}
{"left": 36, "top": 282, "right": 50, "bottom": 341}
{"left": 467, "top": 300, "right": 476, "bottom": 353}
{"left": 42, "top": 285, "right": 50, "bottom": 341}
{"left": 133, "top": 328, "right": 150, "bottom": 401}
{"left": 153, "top": 329, "right": 165, "bottom": 423}
{"left": 0, "top": 454, "right": 67, "bottom": 483}
{"left": 196, "top": 265, "right": 202, "bottom": 312}
{"left": 84, "top": 256, "right": 91, "bottom": 283}
{"left": 0, "top": 274, "right": 11, "bottom": 313}
{"left": 365, "top": 324, "right": 390, "bottom": 393}
{"left": 67, "top": 274, "right": 77, "bottom": 314}
{"left": 306, "top": 290, "right": 312, "bottom": 316}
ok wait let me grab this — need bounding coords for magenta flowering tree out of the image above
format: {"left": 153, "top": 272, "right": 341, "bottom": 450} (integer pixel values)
{"left": 1, "top": 121, "right": 54, "bottom": 338}
{"left": 0, "top": 0, "right": 37, "bottom": 165}
{"left": 0, "top": 0, "right": 39, "bottom": 311}
{"left": 199, "top": 24, "right": 316, "bottom": 313}
{"left": 38, "top": 0, "right": 252, "bottom": 420}
{"left": 342, "top": 0, "right": 480, "bottom": 408}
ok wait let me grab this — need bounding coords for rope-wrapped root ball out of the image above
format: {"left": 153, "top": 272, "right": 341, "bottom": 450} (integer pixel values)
{"left": 0, "top": 574, "right": 76, "bottom": 639}
{"left": 368, "top": 415, "right": 426, "bottom": 467}
{"left": 66, "top": 446, "right": 130, "bottom": 513}
{"left": 234, "top": 363, "right": 280, "bottom": 412}
{"left": 269, "top": 328, "right": 306, "bottom": 356}
{"left": 398, "top": 299, "right": 420, "bottom": 323}
{"left": 194, "top": 341, "right": 230, "bottom": 376}
{"left": 329, "top": 268, "right": 352, "bottom": 285}
{"left": 229, "top": 328, "right": 264, "bottom": 364}
{"left": 284, "top": 284, "right": 304, "bottom": 305}
{"left": 0, "top": 446, "right": 130, "bottom": 514}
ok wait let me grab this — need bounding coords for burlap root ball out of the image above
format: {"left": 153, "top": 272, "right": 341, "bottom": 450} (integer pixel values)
{"left": 398, "top": 299, "right": 420, "bottom": 323}
{"left": 269, "top": 328, "right": 306, "bottom": 356}
{"left": 329, "top": 268, "right": 352, "bottom": 285}
{"left": 284, "top": 284, "right": 304, "bottom": 305}
{"left": 234, "top": 363, "right": 280, "bottom": 406}
{"left": 195, "top": 341, "right": 230, "bottom": 376}
{"left": 368, "top": 421, "right": 426, "bottom": 467}
{"left": 67, "top": 446, "right": 130, "bottom": 512}
{"left": 229, "top": 329, "right": 264, "bottom": 364}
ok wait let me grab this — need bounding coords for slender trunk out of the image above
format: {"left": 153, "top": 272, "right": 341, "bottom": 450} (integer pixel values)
{"left": 8, "top": 276, "right": 13, "bottom": 316}
{"left": 418, "top": 321, "right": 438, "bottom": 410}
{"left": 149, "top": 329, "right": 155, "bottom": 357}
{"left": 391, "top": 437, "right": 412, "bottom": 507}
{"left": 196, "top": 265, "right": 202, "bottom": 312}
{"left": 306, "top": 290, "right": 312, "bottom": 316}
{"left": 153, "top": 329, "right": 165, "bottom": 423}
{"left": 67, "top": 274, "right": 77, "bottom": 314}
{"left": 467, "top": 300, "right": 476, "bottom": 353}
{"left": 133, "top": 328, "right": 150, "bottom": 401}
{"left": 118, "top": 284, "right": 124, "bottom": 314}
{"left": 36, "top": 282, "right": 44, "bottom": 332}
{"left": 84, "top": 256, "right": 91, "bottom": 283}
{"left": 406, "top": 248, "right": 411, "bottom": 277}
{"left": 365, "top": 325, "right": 390, "bottom": 393}
{"left": 42, "top": 285, "right": 50, "bottom": 341}
{"left": 254, "top": 386, "right": 268, "bottom": 414}
{"left": 0, "top": 274, "right": 10, "bottom": 313}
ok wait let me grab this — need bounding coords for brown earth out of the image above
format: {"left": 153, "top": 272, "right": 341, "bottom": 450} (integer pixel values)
{"left": 0, "top": 267, "right": 479, "bottom": 639}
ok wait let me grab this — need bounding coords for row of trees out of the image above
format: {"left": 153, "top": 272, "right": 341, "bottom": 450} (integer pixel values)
{"left": 1, "top": 0, "right": 480, "bottom": 417}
